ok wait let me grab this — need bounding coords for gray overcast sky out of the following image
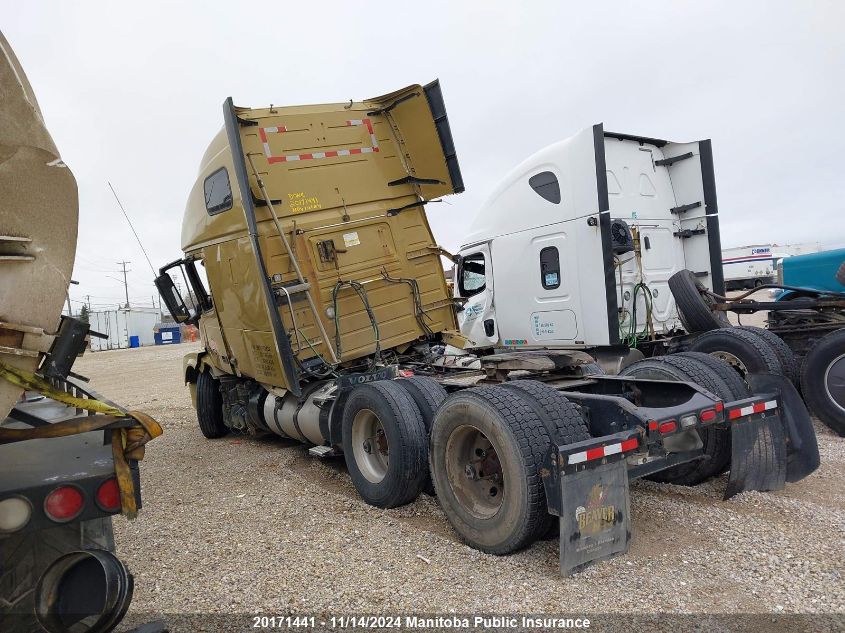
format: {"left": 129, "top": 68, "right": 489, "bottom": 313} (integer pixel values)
{"left": 4, "top": 1, "right": 844, "bottom": 312}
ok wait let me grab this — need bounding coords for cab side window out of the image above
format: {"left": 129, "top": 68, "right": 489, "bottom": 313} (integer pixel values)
{"left": 459, "top": 253, "right": 486, "bottom": 297}
{"left": 204, "top": 167, "right": 233, "bottom": 216}
{"left": 540, "top": 246, "right": 561, "bottom": 289}
{"left": 529, "top": 171, "right": 561, "bottom": 204}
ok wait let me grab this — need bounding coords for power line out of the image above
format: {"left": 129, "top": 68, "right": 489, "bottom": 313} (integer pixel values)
{"left": 108, "top": 182, "right": 156, "bottom": 276}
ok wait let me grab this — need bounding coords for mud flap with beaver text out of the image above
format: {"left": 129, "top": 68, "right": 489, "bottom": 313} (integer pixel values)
{"left": 559, "top": 459, "right": 631, "bottom": 576}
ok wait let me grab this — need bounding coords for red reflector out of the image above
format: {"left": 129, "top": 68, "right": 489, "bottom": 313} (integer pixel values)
{"left": 620, "top": 438, "right": 639, "bottom": 452}
{"left": 648, "top": 420, "right": 658, "bottom": 432}
{"left": 585, "top": 447, "right": 605, "bottom": 461}
{"left": 700, "top": 409, "right": 717, "bottom": 422}
{"left": 398, "top": 369, "right": 414, "bottom": 377}
{"left": 44, "top": 486, "right": 84, "bottom": 522}
{"left": 728, "top": 408, "right": 742, "bottom": 420}
{"left": 715, "top": 402, "right": 724, "bottom": 412}
{"left": 658, "top": 420, "right": 677, "bottom": 434}
{"left": 96, "top": 478, "right": 121, "bottom": 512}
{"left": 752, "top": 402, "right": 766, "bottom": 414}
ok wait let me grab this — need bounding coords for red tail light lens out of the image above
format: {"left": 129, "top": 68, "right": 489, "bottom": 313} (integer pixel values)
{"left": 96, "top": 478, "right": 121, "bottom": 512}
{"left": 714, "top": 402, "right": 724, "bottom": 412}
{"left": 700, "top": 409, "right": 717, "bottom": 422}
{"left": 44, "top": 486, "right": 84, "bottom": 522}
{"left": 658, "top": 420, "right": 677, "bottom": 434}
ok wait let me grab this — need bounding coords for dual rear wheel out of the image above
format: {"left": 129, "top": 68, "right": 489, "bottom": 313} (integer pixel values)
{"left": 341, "top": 378, "right": 590, "bottom": 554}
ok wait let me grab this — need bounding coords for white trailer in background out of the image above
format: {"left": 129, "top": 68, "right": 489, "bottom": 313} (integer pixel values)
{"left": 722, "top": 242, "right": 823, "bottom": 290}
{"left": 722, "top": 244, "right": 777, "bottom": 290}
{"left": 88, "top": 307, "right": 159, "bottom": 350}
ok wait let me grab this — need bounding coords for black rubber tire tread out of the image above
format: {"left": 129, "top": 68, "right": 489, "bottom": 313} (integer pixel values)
{"left": 671, "top": 351, "right": 751, "bottom": 400}
{"left": 836, "top": 261, "right": 845, "bottom": 286}
{"left": 429, "top": 385, "right": 549, "bottom": 554}
{"left": 669, "top": 269, "right": 731, "bottom": 333}
{"left": 581, "top": 362, "right": 606, "bottom": 376}
{"left": 396, "top": 376, "right": 448, "bottom": 495}
{"left": 395, "top": 376, "right": 447, "bottom": 434}
{"left": 689, "top": 327, "right": 784, "bottom": 378}
{"left": 620, "top": 355, "right": 734, "bottom": 485}
{"left": 800, "top": 328, "right": 845, "bottom": 436}
{"left": 735, "top": 326, "right": 800, "bottom": 385}
{"left": 501, "top": 380, "right": 591, "bottom": 539}
{"left": 196, "top": 370, "right": 228, "bottom": 439}
{"left": 500, "top": 380, "right": 591, "bottom": 445}
{"left": 342, "top": 380, "right": 428, "bottom": 508}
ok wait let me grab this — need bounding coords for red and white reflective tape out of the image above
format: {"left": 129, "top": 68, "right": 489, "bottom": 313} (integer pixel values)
{"left": 727, "top": 399, "right": 778, "bottom": 420}
{"left": 259, "top": 118, "right": 379, "bottom": 164}
{"left": 567, "top": 437, "right": 639, "bottom": 466}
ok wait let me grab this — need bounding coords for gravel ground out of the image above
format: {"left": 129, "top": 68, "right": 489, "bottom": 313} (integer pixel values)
{"left": 73, "top": 344, "right": 845, "bottom": 622}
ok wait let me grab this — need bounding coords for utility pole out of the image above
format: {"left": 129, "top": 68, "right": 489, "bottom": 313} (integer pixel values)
{"left": 117, "top": 261, "right": 131, "bottom": 308}
{"left": 86, "top": 295, "right": 92, "bottom": 311}
{"left": 65, "top": 280, "right": 79, "bottom": 316}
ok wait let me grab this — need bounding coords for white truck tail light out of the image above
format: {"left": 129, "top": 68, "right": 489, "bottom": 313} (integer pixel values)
{"left": 680, "top": 414, "right": 698, "bottom": 428}
{"left": 0, "top": 496, "right": 33, "bottom": 532}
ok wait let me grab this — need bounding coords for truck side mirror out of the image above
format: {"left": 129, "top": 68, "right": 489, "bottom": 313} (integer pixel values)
{"left": 155, "top": 274, "right": 191, "bottom": 323}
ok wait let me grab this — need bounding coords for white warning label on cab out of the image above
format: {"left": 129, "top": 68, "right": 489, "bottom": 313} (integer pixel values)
{"left": 343, "top": 231, "right": 360, "bottom": 247}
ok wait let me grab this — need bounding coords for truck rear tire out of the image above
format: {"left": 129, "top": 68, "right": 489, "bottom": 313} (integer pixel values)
{"left": 800, "top": 328, "right": 845, "bottom": 436}
{"left": 672, "top": 351, "right": 751, "bottom": 401}
{"left": 430, "top": 385, "right": 549, "bottom": 554}
{"left": 620, "top": 355, "right": 744, "bottom": 484}
{"left": 196, "top": 370, "right": 228, "bottom": 439}
{"left": 500, "top": 380, "right": 591, "bottom": 539}
{"left": 734, "top": 326, "right": 799, "bottom": 385}
{"left": 688, "top": 327, "right": 784, "bottom": 380}
{"left": 395, "top": 376, "right": 447, "bottom": 435}
{"left": 396, "top": 376, "right": 448, "bottom": 495}
{"left": 341, "top": 381, "right": 428, "bottom": 508}
{"left": 669, "top": 269, "right": 731, "bottom": 333}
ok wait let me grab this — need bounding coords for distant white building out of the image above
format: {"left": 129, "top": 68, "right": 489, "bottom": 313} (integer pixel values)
{"left": 88, "top": 307, "right": 160, "bottom": 351}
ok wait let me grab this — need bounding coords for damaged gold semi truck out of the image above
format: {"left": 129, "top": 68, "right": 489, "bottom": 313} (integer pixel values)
{"left": 157, "top": 83, "right": 820, "bottom": 575}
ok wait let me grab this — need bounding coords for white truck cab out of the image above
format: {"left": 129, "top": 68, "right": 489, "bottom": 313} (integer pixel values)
{"left": 455, "top": 124, "right": 725, "bottom": 351}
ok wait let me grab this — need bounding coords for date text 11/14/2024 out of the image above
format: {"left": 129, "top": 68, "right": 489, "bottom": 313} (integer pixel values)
{"left": 252, "top": 615, "right": 592, "bottom": 629}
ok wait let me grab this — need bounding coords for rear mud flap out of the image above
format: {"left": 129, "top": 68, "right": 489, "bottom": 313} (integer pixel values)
{"left": 725, "top": 412, "right": 787, "bottom": 499}
{"left": 559, "top": 460, "right": 631, "bottom": 576}
{"left": 747, "top": 373, "right": 820, "bottom": 483}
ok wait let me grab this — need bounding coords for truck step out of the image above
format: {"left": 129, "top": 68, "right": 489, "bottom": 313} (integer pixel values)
{"left": 670, "top": 201, "right": 702, "bottom": 214}
{"left": 308, "top": 445, "right": 341, "bottom": 459}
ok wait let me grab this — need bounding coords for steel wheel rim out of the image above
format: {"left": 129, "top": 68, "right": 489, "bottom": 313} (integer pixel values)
{"left": 824, "top": 353, "right": 845, "bottom": 414}
{"left": 709, "top": 351, "right": 749, "bottom": 376}
{"left": 445, "top": 424, "right": 504, "bottom": 519}
{"left": 351, "top": 409, "right": 389, "bottom": 483}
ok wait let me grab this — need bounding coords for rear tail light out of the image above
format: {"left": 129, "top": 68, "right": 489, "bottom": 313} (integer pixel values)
{"left": 96, "top": 478, "right": 121, "bottom": 512}
{"left": 714, "top": 402, "right": 724, "bottom": 412}
{"left": 44, "top": 486, "right": 84, "bottom": 522}
{"left": 680, "top": 414, "right": 698, "bottom": 428}
{"left": 700, "top": 409, "right": 718, "bottom": 423}
{"left": 0, "top": 496, "right": 32, "bottom": 532}
{"left": 658, "top": 420, "right": 677, "bottom": 434}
